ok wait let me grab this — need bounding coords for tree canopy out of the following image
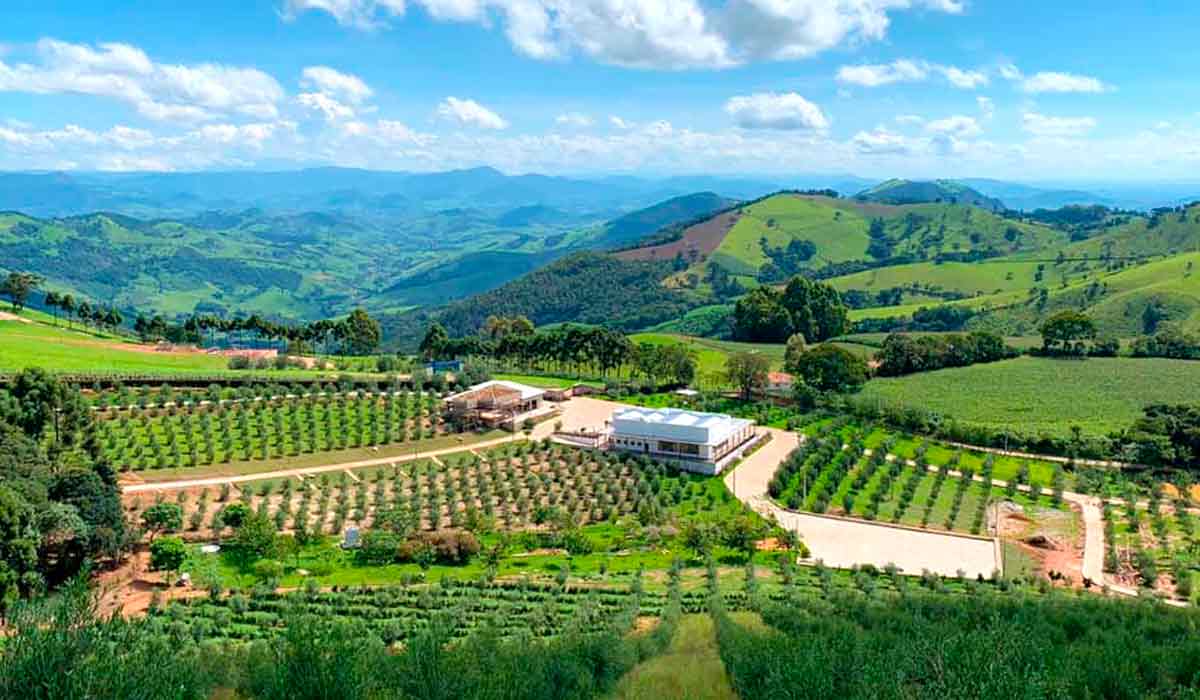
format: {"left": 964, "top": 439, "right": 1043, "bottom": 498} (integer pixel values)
{"left": 732, "top": 276, "right": 849, "bottom": 343}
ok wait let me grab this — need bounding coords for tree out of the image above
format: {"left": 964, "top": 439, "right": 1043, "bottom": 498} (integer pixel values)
{"left": 233, "top": 512, "right": 278, "bottom": 560}
{"left": 419, "top": 322, "right": 450, "bottom": 361}
{"left": 721, "top": 515, "right": 766, "bottom": 558}
{"left": 141, "top": 503, "right": 183, "bottom": 541}
{"left": 725, "top": 352, "right": 771, "bottom": 400}
{"left": 0, "top": 272, "right": 44, "bottom": 312}
{"left": 43, "top": 291, "right": 60, "bottom": 325}
{"left": 340, "top": 308, "right": 381, "bottom": 356}
{"left": 790, "top": 345, "right": 867, "bottom": 393}
{"left": 680, "top": 519, "right": 715, "bottom": 560}
{"left": 149, "top": 536, "right": 187, "bottom": 575}
{"left": 731, "top": 286, "right": 792, "bottom": 343}
{"left": 780, "top": 276, "right": 850, "bottom": 343}
{"left": 783, "top": 333, "right": 808, "bottom": 371}
{"left": 220, "top": 502, "right": 251, "bottom": 530}
{"left": 59, "top": 294, "right": 76, "bottom": 329}
{"left": 0, "top": 485, "right": 39, "bottom": 611}
{"left": 1040, "top": 310, "right": 1097, "bottom": 355}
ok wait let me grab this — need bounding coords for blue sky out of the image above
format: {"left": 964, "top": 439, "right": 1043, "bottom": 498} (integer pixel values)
{"left": 1, "top": 0, "right": 1197, "bottom": 181}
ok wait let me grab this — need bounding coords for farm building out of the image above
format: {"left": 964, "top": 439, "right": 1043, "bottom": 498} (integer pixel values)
{"left": 609, "top": 407, "right": 757, "bottom": 475}
{"left": 444, "top": 380, "right": 552, "bottom": 430}
{"left": 766, "top": 371, "right": 795, "bottom": 396}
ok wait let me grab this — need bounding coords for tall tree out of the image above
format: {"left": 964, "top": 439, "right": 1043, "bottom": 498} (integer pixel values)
{"left": 725, "top": 352, "right": 771, "bottom": 400}
{"left": 1, "top": 272, "right": 44, "bottom": 313}
{"left": 340, "top": 308, "right": 381, "bottom": 356}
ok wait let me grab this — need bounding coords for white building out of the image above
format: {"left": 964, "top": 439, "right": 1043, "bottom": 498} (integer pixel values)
{"left": 609, "top": 407, "right": 757, "bottom": 474}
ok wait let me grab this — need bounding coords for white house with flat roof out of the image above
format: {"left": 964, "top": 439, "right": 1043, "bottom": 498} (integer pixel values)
{"left": 609, "top": 407, "right": 757, "bottom": 474}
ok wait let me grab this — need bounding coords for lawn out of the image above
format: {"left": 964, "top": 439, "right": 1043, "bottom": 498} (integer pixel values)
{"left": 0, "top": 318, "right": 230, "bottom": 374}
{"left": 858, "top": 356, "right": 1200, "bottom": 437}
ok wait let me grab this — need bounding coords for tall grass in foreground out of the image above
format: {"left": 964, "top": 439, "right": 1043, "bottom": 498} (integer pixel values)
{"left": 713, "top": 586, "right": 1200, "bottom": 699}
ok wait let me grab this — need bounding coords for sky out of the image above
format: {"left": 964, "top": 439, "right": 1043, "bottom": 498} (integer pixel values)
{"left": 1, "top": 0, "right": 1198, "bottom": 181}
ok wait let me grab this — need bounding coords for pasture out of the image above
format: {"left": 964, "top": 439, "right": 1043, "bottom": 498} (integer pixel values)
{"left": 858, "top": 356, "right": 1200, "bottom": 437}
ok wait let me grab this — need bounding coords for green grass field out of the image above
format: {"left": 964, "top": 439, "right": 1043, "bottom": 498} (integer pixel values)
{"left": 706, "top": 195, "right": 871, "bottom": 276}
{"left": 858, "top": 356, "right": 1200, "bottom": 437}
{"left": 0, "top": 318, "right": 232, "bottom": 374}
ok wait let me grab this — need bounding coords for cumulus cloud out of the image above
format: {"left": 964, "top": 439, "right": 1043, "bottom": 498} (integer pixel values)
{"left": 925, "top": 115, "right": 981, "bottom": 138}
{"left": 609, "top": 115, "right": 633, "bottom": 129}
{"left": 1021, "top": 111, "right": 1097, "bottom": 137}
{"left": 300, "top": 66, "right": 373, "bottom": 103}
{"left": 297, "top": 91, "right": 356, "bottom": 121}
{"left": 724, "top": 92, "right": 829, "bottom": 131}
{"left": 436, "top": 96, "right": 509, "bottom": 129}
{"left": 852, "top": 127, "right": 911, "bottom": 155}
{"left": 1022, "top": 71, "right": 1108, "bottom": 94}
{"left": 836, "top": 59, "right": 927, "bottom": 87}
{"left": 837, "top": 59, "right": 987, "bottom": 88}
{"left": 555, "top": 112, "right": 594, "bottom": 127}
{"left": 0, "top": 38, "right": 283, "bottom": 121}
{"left": 284, "top": 0, "right": 965, "bottom": 70}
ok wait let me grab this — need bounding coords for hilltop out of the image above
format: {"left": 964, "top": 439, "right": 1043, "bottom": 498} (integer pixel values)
{"left": 855, "top": 179, "right": 1005, "bottom": 212}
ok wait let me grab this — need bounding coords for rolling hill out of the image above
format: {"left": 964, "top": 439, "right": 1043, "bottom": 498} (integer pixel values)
{"left": 0, "top": 188, "right": 740, "bottom": 323}
{"left": 855, "top": 179, "right": 1005, "bottom": 212}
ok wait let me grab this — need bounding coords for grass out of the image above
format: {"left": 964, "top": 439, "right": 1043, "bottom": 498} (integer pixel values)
{"left": 858, "top": 355, "right": 1200, "bottom": 438}
{"left": 0, "top": 314, "right": 377, "bottom": 379}
{"left": 705, "top": 195, "right": 870, "bottom": 276}
{"left": 606, "top": 615, "right": 740, "bottom": 700}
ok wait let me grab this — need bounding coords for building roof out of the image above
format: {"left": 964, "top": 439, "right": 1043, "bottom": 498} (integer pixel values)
{"left": 611, "top": 407, "right": 753, "bottom": 446}
{"left": 768, "top": 372, "right": 794, "bottom": 384}
{"left": 444, "top": 379, "right": 545, "bottom": 405}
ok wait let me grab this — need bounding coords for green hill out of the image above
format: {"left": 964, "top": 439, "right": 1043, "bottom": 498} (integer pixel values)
{"left": 675, "top": 193, "right": 1066, "bottom": 285}
{"left": 597, "top": 192, "right": 736, "bottom": 249}
{"left": 855, "top": 179, "right": 1005, "bottom": 212}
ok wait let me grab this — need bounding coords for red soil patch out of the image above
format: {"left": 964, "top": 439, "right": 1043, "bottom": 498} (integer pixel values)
{"left": 614, "top": 210, "right": 740, "bottom": 262}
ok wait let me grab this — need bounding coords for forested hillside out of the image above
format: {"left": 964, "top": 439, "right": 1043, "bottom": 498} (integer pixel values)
{"left": 434, "top": 253, "right": 705, "bottom": 336}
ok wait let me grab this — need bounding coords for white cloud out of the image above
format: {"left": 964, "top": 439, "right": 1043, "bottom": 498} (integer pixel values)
{"left": 837, "top": 59, "right": 987, "bottom": 89}
{"left": 0, "top": 38, "right": 283, "bottom": 121}
{"left": 938, "top": 65, "right": 988, "bottom": 89}
{"left": 555, "top": 112, "right": 594, "bottom": 127}
{"left": 298, "top": 91, "right": 356, "bottom": 121}
{"left": 609, "top": 115, "right": 633, "bottom": 129}
{"left": 1021, "top": 111, "right": 1097, "bottom": 137}
{"left": 285, "top": 0, "right": 965, "bottom": 70}
{"left": 1154, "top": 120, "right": 1172, "bottom": 130}
{"left": 300, "top": 66, "right": 373, "bottom": 103}
{"left": 894, "top": 114, "right": 924, "bottom": 125}
{"left": 976, "top": 96, "right": 995, "bottom": 120}
{"left": 281, "top": 0, "right": 408, "bottom": 30}
{"left": 997, "top": 63, "right": 1022, "bottom": 81}
{"left": 837, "top": 59, "right": 927, "bottom": 87}
{"left": 1022, "top": 71, "right": 1108, "bottom": 94}
{"left": 436, "top": 96, "right": 509, "bottom": 129}
{"left": 724, "top": 92, "right": 829, "bottom": 131}
{"left": 852, "top": 127, "right": 911, "bottom": 155}
{"left": 925, "top": 115, "right": 981, "bottom": 138}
